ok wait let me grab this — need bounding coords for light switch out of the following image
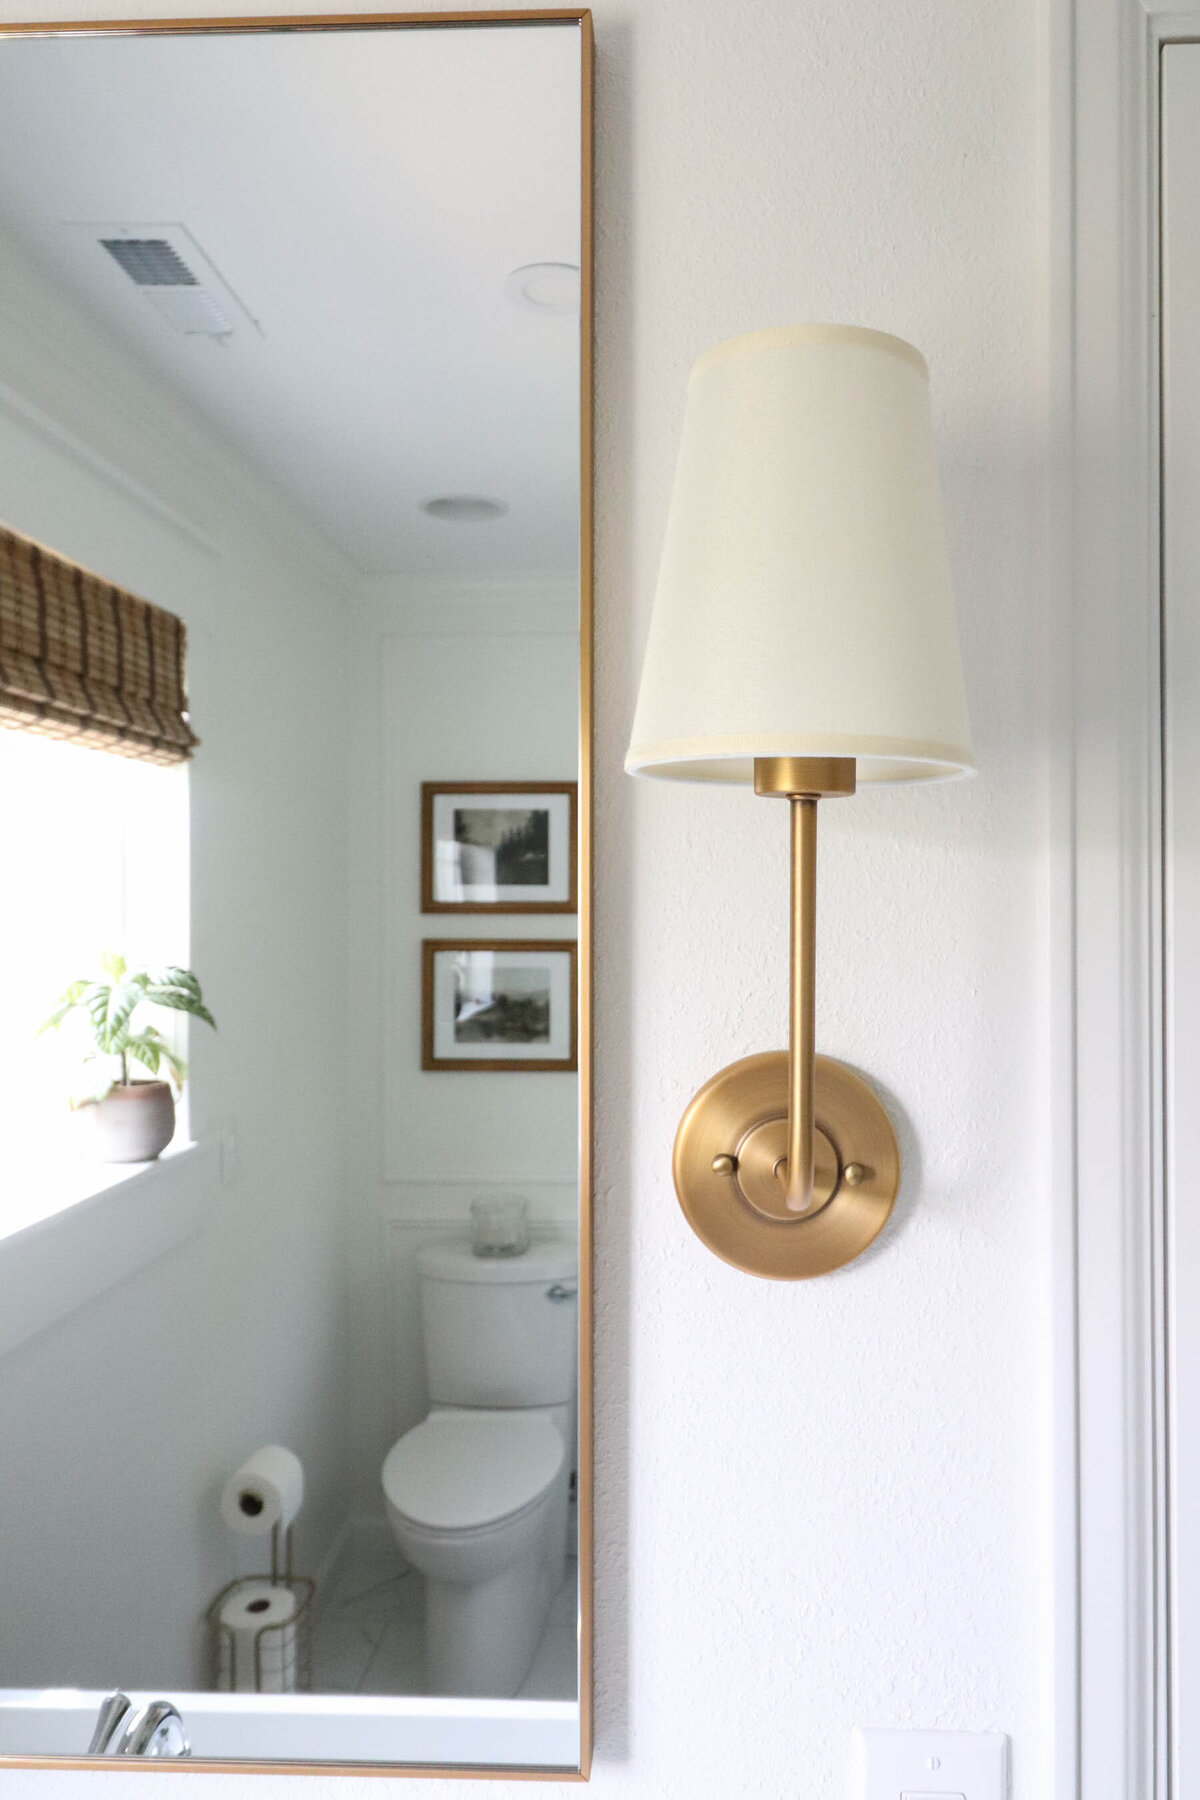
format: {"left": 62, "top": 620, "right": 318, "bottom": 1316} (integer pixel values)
{"left": 854, "top": 1728, "right": 1008, "bottom": 1800}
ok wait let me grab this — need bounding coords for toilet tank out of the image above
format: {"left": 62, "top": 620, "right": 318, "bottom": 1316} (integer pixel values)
{"left": 418, "top": 1238, "right": 578, "bottom": 1408}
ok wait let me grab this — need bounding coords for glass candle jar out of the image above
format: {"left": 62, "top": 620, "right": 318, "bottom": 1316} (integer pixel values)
{"left": 469, "top": 1196, "right": 531, "bottom": 1258}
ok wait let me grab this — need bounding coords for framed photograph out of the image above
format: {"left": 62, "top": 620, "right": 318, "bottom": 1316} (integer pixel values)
{"left": 422, "top": 939, "right": 578, "bottom": 1072}
{"left": 421, "top": 781, "right": 577, "bottom": 913}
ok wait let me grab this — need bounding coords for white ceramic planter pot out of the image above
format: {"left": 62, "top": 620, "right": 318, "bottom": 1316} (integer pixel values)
{"left": 77, "top": 1081, "right": 176, "bottom": 1163}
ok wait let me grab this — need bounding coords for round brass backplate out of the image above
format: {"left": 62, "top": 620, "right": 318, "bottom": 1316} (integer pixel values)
{"left": 673, "top": 1052, "right": 901, "bottom": 1279}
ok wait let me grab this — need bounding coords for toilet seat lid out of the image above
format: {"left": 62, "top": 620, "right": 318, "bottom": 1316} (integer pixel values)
{"left": 383, "top": 1412, "right": 563, "bottom": 1532}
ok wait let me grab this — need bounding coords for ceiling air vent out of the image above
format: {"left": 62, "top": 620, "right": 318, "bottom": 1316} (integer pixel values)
{"left": 73, "top": 223, "right": 260, "bottom": 342}
{"left": 100, "top": 237, "right": 197, "bottom": 287}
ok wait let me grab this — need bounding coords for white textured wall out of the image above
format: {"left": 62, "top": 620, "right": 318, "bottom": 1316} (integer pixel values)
{"left": 0, "top": 0, "right": 1049, "bottom": 1794}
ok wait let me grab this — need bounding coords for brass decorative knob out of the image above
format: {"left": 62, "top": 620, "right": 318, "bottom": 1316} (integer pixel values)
{"left": 711, "top": 1153, "right": 737, "bottom": 1176}
{"left": 843, "top": 1162, "right": 868, "bottom": 1187}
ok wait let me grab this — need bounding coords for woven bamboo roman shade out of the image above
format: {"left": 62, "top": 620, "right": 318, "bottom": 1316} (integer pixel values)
{"left": 0, "top": 522, "right": 198, "bottom": 765}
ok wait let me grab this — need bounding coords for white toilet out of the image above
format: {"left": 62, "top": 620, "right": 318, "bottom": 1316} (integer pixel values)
{"left": 381, "top": 1237, "right": 578, "bottom": 1698}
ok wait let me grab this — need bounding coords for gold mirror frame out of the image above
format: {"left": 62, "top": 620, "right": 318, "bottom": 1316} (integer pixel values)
{"left": 0, "top": 8, "right": 594, "bottom": 1780}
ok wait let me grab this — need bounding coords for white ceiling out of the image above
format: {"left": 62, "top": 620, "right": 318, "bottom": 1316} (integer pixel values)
{"left": 0, "top": 23, "right": 582, "bottom": 576}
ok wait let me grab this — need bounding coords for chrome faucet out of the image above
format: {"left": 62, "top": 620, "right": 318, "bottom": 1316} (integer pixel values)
{"left": 88, "top": 1692, "right": 191, "bottom": 1758}
{"left": 87, "top": 1692, "right": 132, "bottom": 1754}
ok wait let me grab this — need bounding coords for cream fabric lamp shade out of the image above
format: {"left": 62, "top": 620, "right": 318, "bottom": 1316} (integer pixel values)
{"left": 625, "top": 324, "right": 974, "bottom": 784}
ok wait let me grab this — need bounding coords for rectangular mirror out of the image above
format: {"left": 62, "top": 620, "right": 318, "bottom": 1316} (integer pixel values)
{"left": 0, "top": 10, "right": 592, "bottom": 1776}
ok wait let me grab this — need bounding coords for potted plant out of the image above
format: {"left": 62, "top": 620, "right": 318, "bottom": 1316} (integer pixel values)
{"left": 39, "top": 953, "right": 216, "bottom": 1163}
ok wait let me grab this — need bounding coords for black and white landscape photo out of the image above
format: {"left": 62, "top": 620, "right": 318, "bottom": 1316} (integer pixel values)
{"left": 453, "top": 807, "right": 550, "bottom": 890}
{"left": 453, "top": 957, "right": 551, "bottom": 1043}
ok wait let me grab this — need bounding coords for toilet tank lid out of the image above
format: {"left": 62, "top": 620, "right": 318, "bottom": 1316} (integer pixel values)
{"left": 418, "top": 1237, "right": 578, "bottom": 1285}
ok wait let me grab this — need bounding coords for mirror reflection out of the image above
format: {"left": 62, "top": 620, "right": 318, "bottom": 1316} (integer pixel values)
{"left": 0, "top": 16, "right": 587, "bottom": 1772}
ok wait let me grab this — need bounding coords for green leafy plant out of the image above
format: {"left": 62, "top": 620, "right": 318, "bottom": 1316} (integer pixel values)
{"left": 39, "top": 952, "right": 216, "bottom": 1106}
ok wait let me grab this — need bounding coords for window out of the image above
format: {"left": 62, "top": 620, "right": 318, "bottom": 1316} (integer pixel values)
{"left": 0, "top": 728, "right": 189, "bottom": 1217}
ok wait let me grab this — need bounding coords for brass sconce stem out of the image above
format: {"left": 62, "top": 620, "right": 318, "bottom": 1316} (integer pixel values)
{"left": 786, "top": 795, "right": 818, "bottom": 1215}
{"left": 753, "top": 757, "right": 857, "bottom": 1214}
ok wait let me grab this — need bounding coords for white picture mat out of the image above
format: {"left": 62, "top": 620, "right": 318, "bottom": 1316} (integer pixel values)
{"left": 432, "top": 946, "right": 573, "bottom": 1062}
{"left": 431, "top": 790, "right": 572, "bottom": 904}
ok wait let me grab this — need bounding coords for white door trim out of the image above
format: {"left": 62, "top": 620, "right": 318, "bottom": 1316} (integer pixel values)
{"left": 1050, "top": 4, "right": 1199, "bottom": 1795}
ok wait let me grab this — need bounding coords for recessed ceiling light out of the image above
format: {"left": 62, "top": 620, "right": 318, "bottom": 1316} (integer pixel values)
{"left": 504, "top": 262, "right": 580, "bottom": 315}
{"left": 420, "top": 495, "right": 509, "bottom": 523}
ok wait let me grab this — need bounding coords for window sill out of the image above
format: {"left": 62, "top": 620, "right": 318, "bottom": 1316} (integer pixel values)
{"left": 0, "top": 1140, "right": 216, "bottom": 1360}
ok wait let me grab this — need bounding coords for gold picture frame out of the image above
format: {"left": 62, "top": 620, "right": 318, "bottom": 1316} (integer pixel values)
{"left": 0, "top": 6, "right": 594, "bottom": 1782}
{"left": 421, "top": 781, "right": 578, "bottom": 914}
{"left": 422, "top": 938, "right": 578, "bottom": 1071}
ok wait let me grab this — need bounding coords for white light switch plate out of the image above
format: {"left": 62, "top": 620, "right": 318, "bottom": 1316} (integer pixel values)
{"left": 854, "top": 1728, "right": 1008, "bottom": 1800}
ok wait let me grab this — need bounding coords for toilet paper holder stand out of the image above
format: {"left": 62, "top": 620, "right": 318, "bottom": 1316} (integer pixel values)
{"left": 207, "top": 1526, "right": 315, "bottom": 1695}
{"left": 269, "top": 1523, "right": 294, "bottom": 1587}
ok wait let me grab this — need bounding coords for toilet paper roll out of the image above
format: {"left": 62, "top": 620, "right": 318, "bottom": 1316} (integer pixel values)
{"left": 220, "top": 1446, "right": 304, "bottom": 1539}
{"left": 216, "top": 1579, "right": 300, "bottom": 1694}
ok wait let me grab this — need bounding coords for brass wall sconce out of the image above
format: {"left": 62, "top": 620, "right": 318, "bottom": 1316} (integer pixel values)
{"left": 626, "top": 324, "right": 974, "bottom": 1280}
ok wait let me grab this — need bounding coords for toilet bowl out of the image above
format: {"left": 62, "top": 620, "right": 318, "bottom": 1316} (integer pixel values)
{"left": 383, "top": 1409, "right": 567, "bottom": 1697}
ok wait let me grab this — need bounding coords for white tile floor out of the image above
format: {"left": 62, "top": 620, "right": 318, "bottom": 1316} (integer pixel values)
{"left": 313, "top": 1524, "right": 578, "bottom": 1700}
